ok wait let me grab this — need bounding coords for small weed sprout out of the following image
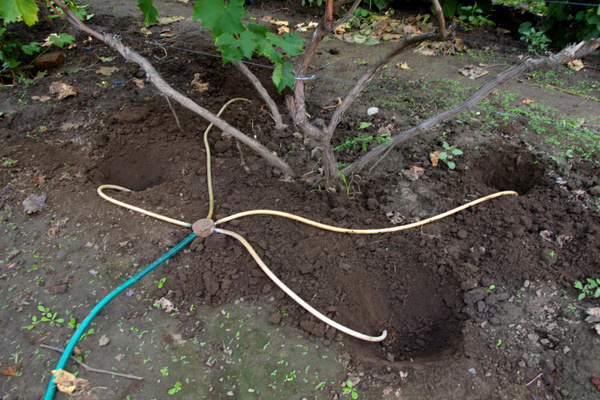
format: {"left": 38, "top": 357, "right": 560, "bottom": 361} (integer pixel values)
{"left": 160, "top": 367, "right": 169, "bottom": 377}
{"left": 439, "top": 142, "right": 463, "bottom": 170}
{"left": 168, "top": 381, "right": 182, "bottom": 395}
{"left": 68, "top": 318, "right": 78, "bottom": 329}
{"left": 3, "top": 158, "right": 18, "bottom": 167}
{"left": 487, "top": 284, "right": 496, "bottom": 293}
{"left": 342, "top": 380, "right": 359, "bottom": 399}
{"left": 26, "top": 305, "right": 65, "bottom": 329}
{"left": 339, "top": 172, "right": 351, "bottom": 196}
{"left": 574, "top": 278, "right": 600, "bottom": 300}
{"left": 157, "top": 277, "right": 167, "bottom": 289}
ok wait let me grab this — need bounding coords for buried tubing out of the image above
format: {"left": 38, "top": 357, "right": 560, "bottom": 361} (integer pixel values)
{"left": 44, "top": 233, "right": 197, "bottom": 400}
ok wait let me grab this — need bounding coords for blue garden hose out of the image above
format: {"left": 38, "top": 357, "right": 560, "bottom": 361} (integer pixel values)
{"left": 44, "top": 232, "right": 197, "bottom": 399}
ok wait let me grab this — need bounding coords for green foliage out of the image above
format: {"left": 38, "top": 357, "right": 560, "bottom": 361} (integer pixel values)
{"left": 457, "top": 2, "right": 495, "bottom": 27}
{"left": 157, "top": 277, "right": 167, "bottom": 289}
{"left": 0, "top": 0, "right": 38, "bottom": 26}
{"left": 193, "top": 0, "right": 246, "bottom": 37}
{"left": 168, "top": 381, "right": 182, "bottom": 395}
{"left": 1, "top": 1, "right": 78, "bottom": 82}
{"left": 46, "top": 32, "right": 75, "bottom": 48}
{"left": 68, "top": 318, "right": 78, "bottom": 329}
{"left": 0, "top": 27, "right": 39, "bottom": 71}
{"left": 334, "top": 129, "right": 391, "bottom": 153}
{"left": 574, "top": 278, "right": 600, "bottom": 300}
{"left": 25, "top": 304, "right": 65, "bottom": 330}
{"left": 441, "top": 0, "right": 492, "bottom": 18}
{"left": 137, "top": 0, "right": 159, "bottom": 26}
{"left": 138, "top": 0, "right": 305, "bottom": 93}
{"left": 539, "top": 1, "right": 600, "bottom": 47}
{"left": 439, "top": 141, "right": 463, "bottom": 170}
{"left": 342, "top": 380, "right": 359, "bottom": 399}
{"left": 301, "top": 0, "right": 324, "bottom": 6}
{"left": 518, "top": 22, "right": 551, "bottom": 51}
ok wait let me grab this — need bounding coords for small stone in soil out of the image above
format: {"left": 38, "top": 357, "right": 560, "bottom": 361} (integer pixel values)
{"left": 464, "top": 288, "right": 487, "bottom": 305}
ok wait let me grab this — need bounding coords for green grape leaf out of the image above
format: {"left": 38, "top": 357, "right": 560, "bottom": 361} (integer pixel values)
{"left": 272, "top": 61, "right": 294, "bottom": 93}
{"left": 216, "top": 31, "right": 258, "bottom": 63}
{"left": 21, "top": 42, "right": 41, "bottom": 55}
{"left": 137, "top": 0, "right": 159, "bottom": 25}
{"left": 0, "top": 0, "right": 38, "bottom": 26}
{"left": 266, "top": 31, "right": 304, "bottom": 56}
{"left": 192, "top": 0, "right": 246, "bottom": 38}
{"left": 256, "top": 38, "right": 283, "bottom": 64}
{"left": 47, "top": 33, "right": 75, "bottom": 48}
{"left": 247, "top": 23, "right": 269, "bottom": 37}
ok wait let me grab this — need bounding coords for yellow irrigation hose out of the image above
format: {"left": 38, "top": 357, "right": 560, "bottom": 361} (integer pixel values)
{"left": 97, "top": 94, "right": 519, "bottom": 343}
{"left": 204, "top": 98, "right": 251, "bottom": 219}
{"left": 97, "top": 183, "right": 518, "bottom": 342}
{"left": 215, "top": 227, "right": 388, "bottom": 342}
{"left": 215, "top": 190, "right": 519, "bottom": 234}
{"left": 97, "top": 185, "right": 192, "bottom": 228}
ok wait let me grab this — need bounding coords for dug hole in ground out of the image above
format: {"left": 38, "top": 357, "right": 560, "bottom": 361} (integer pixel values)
{"left": 1, "top": 0, "right": 600, "bottom": 399}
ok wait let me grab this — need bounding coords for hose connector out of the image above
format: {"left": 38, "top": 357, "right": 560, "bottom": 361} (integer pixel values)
{"left": 192, "top": 219, "right": 215, "bottom": 237}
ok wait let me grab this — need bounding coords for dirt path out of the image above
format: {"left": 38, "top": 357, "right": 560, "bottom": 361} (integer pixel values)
{"left": 1, "top": 1, "right": 600, "bottom": 399}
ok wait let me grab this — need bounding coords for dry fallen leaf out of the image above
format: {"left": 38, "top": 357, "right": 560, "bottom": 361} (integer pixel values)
{"left": 568, "top": 59, "right": 584, "bottom": 72}
{"left": 295, "top": 21, "right": 318, "bottom": 31}
{"left": 591, "top": 374, "right": 600, "bottom": 390}
{"left": 416, "top": 48, "right": 436, "bottom": 56}
{"left": 31, "top": 95, "right": 52, "bottom": 102}
{"left": 140, "top": 27, "right": 152, "bottom": 36}
{"left": 334, "top": 25, "right": 347, "bottom": 35}
{"left": 132, "top": 77, "right": 145, "bottom": 88}
{"left": 0, "top": 366, "right": 18, "bottom": 376}
{"left": 49, "top": 81, "right": 80, "bottom": 100}
{"left": 160, "top": 29, "right": 177, "bottom": 38}
{"left": 191, "top": 73, "right": 210, "bottom": 93}
{"left": 52, "top": 369, "right": 89, "bottom": 395}
{"left": 490, "top": 89, "right": 499, "bottom": 95}
{"left": 23, "top": 194, "right": 46, "bottom": 214}
{"left": 396, "top": 62, "right": 411, "bottom": 70}
{"left": 155, "top": 297, "right": 178, "bottom": 313}
{"left": 459, "top": 65, "right": 489, "bottom": 79}
{"left": 429, "top": 150, "right": 441, "bottom": 167}
{"left": 96, "top": 66, "right": 119, "bottom": 76}
{"left": 158, "top": 16, "right": 186, "bottom": 25}
{"left": 32, "top": 172, "right": 45, "bottom": 186}
{"left": 378, "top": 123, "right": 394, "bottom": 136}
{"left": 522, "top": 99, "right": 535, "bottom": 104}
{"left": 271, "top": 19, "right": 289, "bottom": 26}
{"left": 586, "top": 307, "right": 600, "bottom": 323}
{"left": 401, "top": 165, "right": 425, "bottom": 181}
{"left": 278, "top": 26, "right": 290, "bottom": 34}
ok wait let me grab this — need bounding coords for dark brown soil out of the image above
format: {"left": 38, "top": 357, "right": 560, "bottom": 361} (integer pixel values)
{"left": 2, "top": 2, "right": 600, "bottom": 399}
